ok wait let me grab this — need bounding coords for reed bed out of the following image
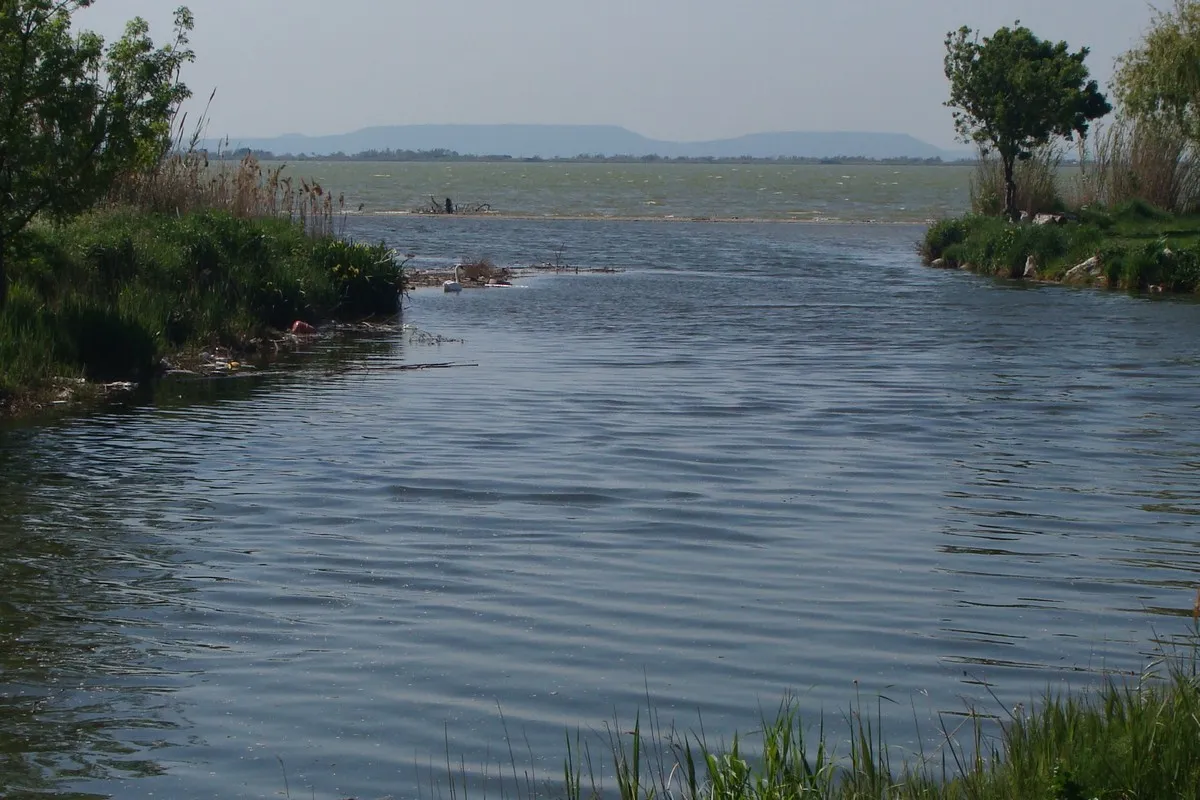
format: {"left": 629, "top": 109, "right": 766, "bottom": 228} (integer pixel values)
{"left": 968, "top": 115, "right": 1200, "bottom": 218}
{"left": 106, "top": 151, "right": 350, "bottom": 238}
{"left": 1074, "top": 116, "right": 1200, "bottom": 214}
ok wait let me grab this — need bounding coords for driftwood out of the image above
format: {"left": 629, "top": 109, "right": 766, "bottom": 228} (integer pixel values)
{"left": 324, "top": 361, "right": 478, "bottom": 375}
{"left": 417, "top": 196, "right": 493, "bottom": 215}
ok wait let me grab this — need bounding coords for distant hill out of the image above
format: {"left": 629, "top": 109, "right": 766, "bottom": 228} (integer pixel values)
{"left": 204, "top": 125, "right": 967, "bottom": 161}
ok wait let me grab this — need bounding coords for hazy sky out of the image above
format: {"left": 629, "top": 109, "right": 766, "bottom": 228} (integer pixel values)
{"left": 78, "top": 0, "right": 1156, "bottom": 149}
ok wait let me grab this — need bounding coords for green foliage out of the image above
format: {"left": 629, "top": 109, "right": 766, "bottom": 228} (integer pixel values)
{"left": 0, "top": 210, "right": 405, "bottom": 395}
{"left": 1114, "top": 0, "right": 1200, "bottom": 144}
{"left": 923, "top": 215, "right": 1085, "bottom": 278}
{"left": 312, "top": 237, "right": 408, "bottom": 317}
{"left": 923, "top": 206, "right": 1200, "bottom": 292}
{"left": 1119, "top": 239, "right": 1200, "bottom": 291}
{"left": 0, "top": 1, "right": 195, "bottom": 307}
{"left": 944, "top": 23, "right": 1110, "bottom": 219}
{"left": 921, "top": 216, "right": 977, "bottom": 261}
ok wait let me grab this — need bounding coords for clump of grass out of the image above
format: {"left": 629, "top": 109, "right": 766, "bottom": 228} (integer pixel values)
{"left": 424, "top": 621, "right": 1200, "bottom": 800}
{"left": 578, "top": 645, "right": 1200, "bottom": 799}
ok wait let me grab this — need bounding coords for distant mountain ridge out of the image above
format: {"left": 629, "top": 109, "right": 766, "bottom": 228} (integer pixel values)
{"left": 204, "top": 124, "right": 966, "bottom": 161}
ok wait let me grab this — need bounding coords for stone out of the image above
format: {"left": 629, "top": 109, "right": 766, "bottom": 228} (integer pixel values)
{"left": 1023, "top": 255, "right": 1039, "bottom": 279}
{"left": 1064, "top": 256, "right": 1102, "bottom": 283}
{"left": 931, "top": 258, "right": 946, "bottom": 268}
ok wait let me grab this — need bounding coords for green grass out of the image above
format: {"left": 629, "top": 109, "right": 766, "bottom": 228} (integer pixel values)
{"left": 583, "top": 649, "right": 1200, "bottom": 799}
{"left": 420, "top": 630, "right": 1200, "bottom": 800}
{"left": 0, "top": 208, "right": 405, "bottom": 404}
{"left": 922, "top": 201, "right": 1200, "bottom": 291}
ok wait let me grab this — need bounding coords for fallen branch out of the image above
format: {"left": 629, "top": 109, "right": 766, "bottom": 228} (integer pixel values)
{"left": 324, "top": 361, "right": 478, "bottom": 375}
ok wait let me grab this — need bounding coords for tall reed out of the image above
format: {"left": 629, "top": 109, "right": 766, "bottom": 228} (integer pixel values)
{"left": 1075, "top": 115, "right": 1200, "bottom": 213}
{"left": 970, "top": 146, "right": 1066, "bottom": 217}
{"left": 107, "top": 152, "right": 348, "bottom": 237}
{"left": 105, "top": 96, "right": 351, "bottom": 237}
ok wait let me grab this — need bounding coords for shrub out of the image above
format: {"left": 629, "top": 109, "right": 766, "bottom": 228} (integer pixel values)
{"left": 1119, "top": 241, "right": 1200, "bottom": 291}
{"left": 921, "top": 216, "right": 977, "bottom": 262}
{"left": 312, "top": 238, "right": 405, "bottom": 317}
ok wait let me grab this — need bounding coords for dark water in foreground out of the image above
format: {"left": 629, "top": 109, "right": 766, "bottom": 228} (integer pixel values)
{"left": 2, "top": 219, "right": 1200, "bottom": 799}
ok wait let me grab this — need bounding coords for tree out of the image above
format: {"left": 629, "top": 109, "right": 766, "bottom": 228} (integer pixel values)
{"left": 944, "top": 24, "right": 1110, "bottom": 220}
{"left": 1114, "top": 0, "right": 1200, "bottom": 141}
{"left": 0, "top": 1, "right": 194, "bottom": 308}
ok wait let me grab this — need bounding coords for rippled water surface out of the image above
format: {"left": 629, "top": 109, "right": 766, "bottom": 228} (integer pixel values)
{"left": 263, "top": 160, "right": 972, "bottom": 222}
{"left": 3, "top": 218, "right": 1200, "bottom": 799}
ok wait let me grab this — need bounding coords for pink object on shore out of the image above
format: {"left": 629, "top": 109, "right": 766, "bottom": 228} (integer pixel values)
{"left": 291, "top": 320, "right": 316, "bottom": 335}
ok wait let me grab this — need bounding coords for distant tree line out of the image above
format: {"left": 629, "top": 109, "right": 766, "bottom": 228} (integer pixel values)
{"left": 211, "top": 148, "right": 955, "bottom": 166}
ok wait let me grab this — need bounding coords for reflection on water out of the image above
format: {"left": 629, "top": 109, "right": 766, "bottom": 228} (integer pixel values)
{"left": 1, "top": 219, "right": 1199, "bottom": 798}
{"left": 0, "top": 426, "right": 180, "bottom": 797}
{"left": 0, "top": 335, "right": 401, "bottom": 797}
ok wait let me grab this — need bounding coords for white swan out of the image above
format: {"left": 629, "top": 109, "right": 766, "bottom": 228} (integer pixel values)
{"left": 443, "top": 264, "right": 463, "bottom": 293}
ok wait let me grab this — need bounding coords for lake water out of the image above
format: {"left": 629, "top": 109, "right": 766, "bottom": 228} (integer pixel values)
{"left": 3, "top": 171, "right": 1200, "bottom": 799}
{"left": 264, "top": 160, "right": 973, "bottom": 222}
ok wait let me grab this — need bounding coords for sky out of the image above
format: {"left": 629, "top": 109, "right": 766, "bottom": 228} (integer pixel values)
{"left": 77, "top": 0, "right": 1158, "bottom": 149}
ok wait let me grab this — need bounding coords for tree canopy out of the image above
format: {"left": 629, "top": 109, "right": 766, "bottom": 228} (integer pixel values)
{"left": 944, "top": 23, "right": 1110, "bottom": 219}
{"left": 0, "top": 0, "right": 194, "bottom": 307}
{"left": 1114, "top": 0, "right": 1200, "bottom": 140}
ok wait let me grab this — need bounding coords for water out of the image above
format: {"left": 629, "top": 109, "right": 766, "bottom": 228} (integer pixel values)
{"left": 264, "top": 160, "right": 972, "bottom": 222}
{"left": 3, "top": 206, "right": 1200, "bottom": 798}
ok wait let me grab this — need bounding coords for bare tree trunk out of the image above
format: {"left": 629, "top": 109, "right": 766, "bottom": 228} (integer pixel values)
{"left": 1003, "top": 155, "right": 1018, "bottom": 221}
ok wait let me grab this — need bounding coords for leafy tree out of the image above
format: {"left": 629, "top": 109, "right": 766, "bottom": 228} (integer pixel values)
{"left": 944, "top": 24, "right": 1110, "bottom": 220}
{"left": 0, "top": 1, "right": 194, "bottom": 308}
{"left": 1114, "top": 0, "right": 1200, "bottom": 141}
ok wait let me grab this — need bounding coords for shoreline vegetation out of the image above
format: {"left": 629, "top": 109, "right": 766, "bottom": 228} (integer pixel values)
{"left": 440, "top": 630, "right": 1200, "bottom": 800}
{"left": 0, "top": 151, "right": 407, "bottom": 419}
{"left": 0, "top": 4, "right": 407, "bottom": 419}
{"left": 922, "top": 5, "right": 1200, "bottom": 297}
{"left": 921, "top": 200, "right": 1200, "bottom": 293}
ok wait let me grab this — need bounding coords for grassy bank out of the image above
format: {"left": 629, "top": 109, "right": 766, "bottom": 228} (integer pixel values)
{"left": 0, "top": 208, "right": 404, "bottom": 411}
{"left": 424, "top": 635, "right": 1200, "bottom": 799}
{"left": 921, "top": 200, "right": 1200, "bottom": 292}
